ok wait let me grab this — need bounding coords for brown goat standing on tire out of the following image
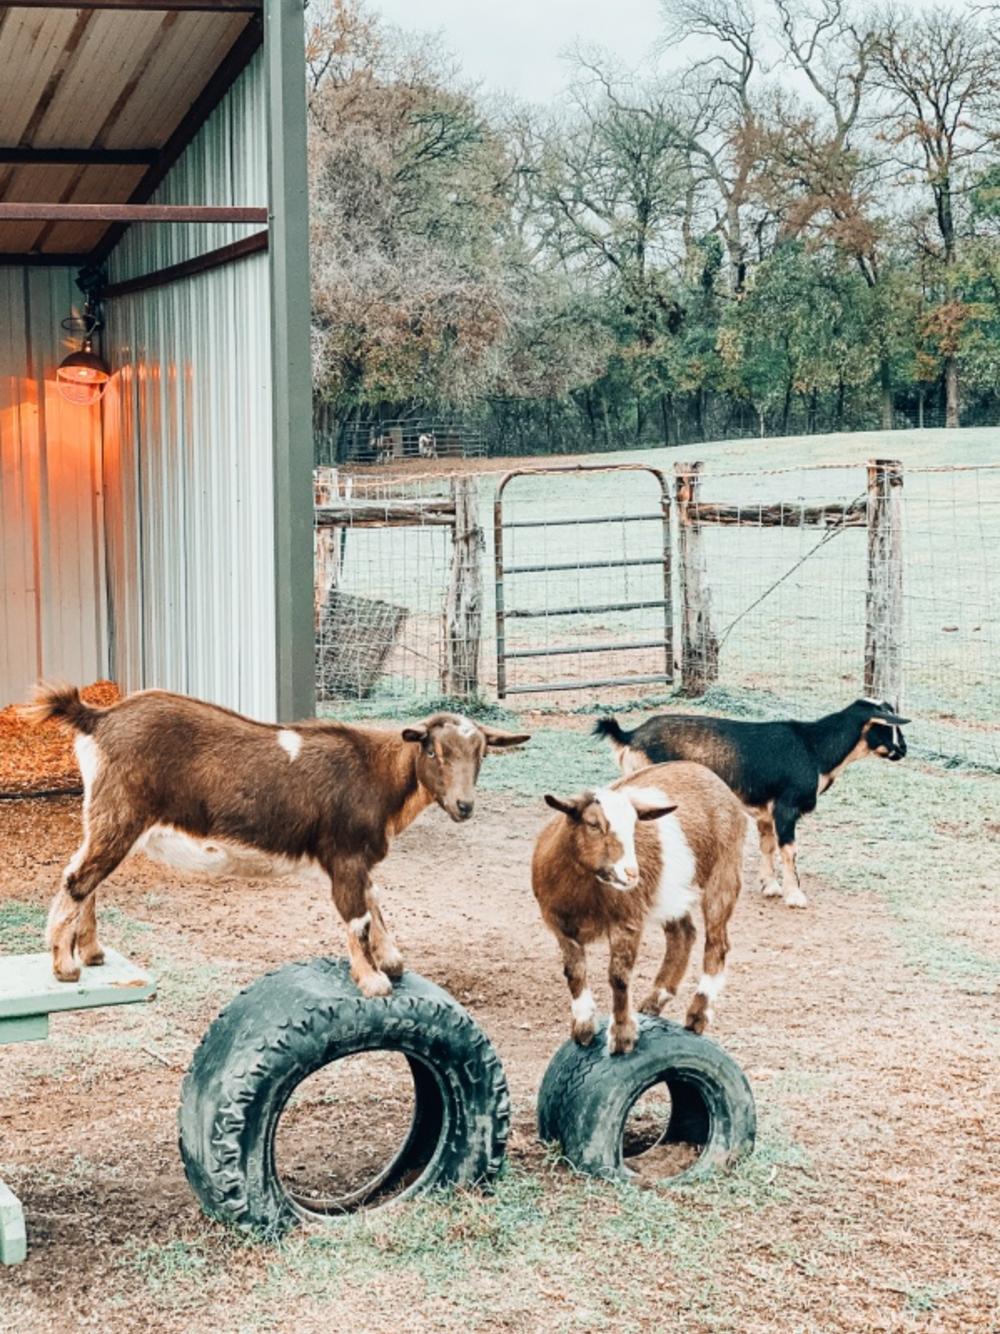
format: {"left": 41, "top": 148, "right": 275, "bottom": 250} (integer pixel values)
{"left": 532, "top": 762, "right": 745, "bottom": 1053}
{"left": 23, "top": 684, "right": 529, "bottom": 993}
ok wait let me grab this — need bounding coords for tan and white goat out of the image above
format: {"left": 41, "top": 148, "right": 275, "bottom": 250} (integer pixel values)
{"left": 532, "top": 762, "right": 745, "bottom": 1054}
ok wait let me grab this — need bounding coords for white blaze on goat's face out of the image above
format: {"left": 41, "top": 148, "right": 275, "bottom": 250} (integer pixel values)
{"left": 593, "top": 787, "right": 641, "bottom": 888}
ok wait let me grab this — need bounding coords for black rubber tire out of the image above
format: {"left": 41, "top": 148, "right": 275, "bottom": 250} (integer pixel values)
{"left": 537, "top": 1016, "right": 755, "bottom": 1184}
{"left": 178, "top": 957, "right": 510, "bottom": 1238}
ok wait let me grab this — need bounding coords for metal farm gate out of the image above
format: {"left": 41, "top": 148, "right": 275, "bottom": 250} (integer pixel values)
{"left": 493, "top": 464, "right": 673, "bottom": 697}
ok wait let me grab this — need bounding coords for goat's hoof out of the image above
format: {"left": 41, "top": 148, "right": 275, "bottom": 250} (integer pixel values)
{"left": 683, "top": 994, "right": 710, "bottom": 1034}
{"left": 639, "top": 988, "right": 672, "bottom": 1017}
{"left": 53, "top": 961, "right": 81, "bottom": 983}
{"left": 378, "top": 950, "right": 405, "bottom": 980}
{"left": 607, "top": 1021, "right": 637, "bottom": 1056}
{"left": 79, "top": 947, "right": 105, "bottom": 967}
{"left": 784, "top": 888, "right": 808, "bottom": 909}
{"left": 760, "top": 879, "right": 783, "bottom": 898}
{"left": 571, "top": 1020, "right": 596, "bottom": 1047}
{"left": 356, "top": 970, "right": 393, "bottom": 998}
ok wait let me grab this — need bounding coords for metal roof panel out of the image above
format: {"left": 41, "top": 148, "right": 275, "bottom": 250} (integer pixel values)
{"left": 0, "top": 6, "right": 258, "bottom": 255}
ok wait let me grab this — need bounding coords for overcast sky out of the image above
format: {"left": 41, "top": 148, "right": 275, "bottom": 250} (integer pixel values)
{"left": 368, "top": 0, "right": 972, "bottom": 104}
{"left": 369, "top": 0, "right": 667, "bottom": 102}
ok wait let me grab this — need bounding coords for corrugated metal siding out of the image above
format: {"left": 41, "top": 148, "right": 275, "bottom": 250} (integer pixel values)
{"left": 103, "top": 53, "right": 276, "bottom": 718}
{"left": 0, "top": 267, "right": 107, "bottom": 704}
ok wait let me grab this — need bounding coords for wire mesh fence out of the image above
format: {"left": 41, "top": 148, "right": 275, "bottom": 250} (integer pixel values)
{"left": 895, "top": 465, "right": 999, "bottom": 766}
{"left": 313, "top": 457, "right": 999, "bottom": 770}
{"left": 313, "top": 468, "right": 473, "bottom": 711}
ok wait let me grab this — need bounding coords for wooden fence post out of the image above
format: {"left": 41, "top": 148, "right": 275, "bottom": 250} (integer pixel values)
{"left": 443, "top": 476, "right": 483, "bottom": 697}
{"left": 864, "top": 458, "right": 904, "bottom": 707}
{"left": 313, "top": 466, "right": 340, "bottom": 628}
{"left": 674, "top": 461, "right": 719, "bottom": 696}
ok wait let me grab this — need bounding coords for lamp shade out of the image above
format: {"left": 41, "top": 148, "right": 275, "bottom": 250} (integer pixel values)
{"left": 56, "top": 346, "right": 110, "bottom": 406}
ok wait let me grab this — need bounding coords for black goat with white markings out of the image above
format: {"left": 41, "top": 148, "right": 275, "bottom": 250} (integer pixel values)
{"left": 594, "top": 698, "right": 909, "bottom": 909}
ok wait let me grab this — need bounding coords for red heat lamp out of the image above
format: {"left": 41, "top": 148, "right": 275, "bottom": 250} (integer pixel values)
{"left": 56, "top": 303, "right": 109, "bottom": 406}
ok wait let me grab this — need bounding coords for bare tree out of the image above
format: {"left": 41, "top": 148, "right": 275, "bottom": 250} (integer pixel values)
{"left": 659, "top": 0, "right": 766, "bottom": 295}
{"left": 870, "top": 5, "right": 1000, "bottom": 427}
{"left": 764, "top": 1, "right": 902, "bottom": 424}
{"left": 537, "top": 61, "right": 690, "bottom": 346}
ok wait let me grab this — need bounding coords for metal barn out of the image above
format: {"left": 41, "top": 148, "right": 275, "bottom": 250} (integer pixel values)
{"left": 0, "top": 0, "right": 313, "bottom": 720}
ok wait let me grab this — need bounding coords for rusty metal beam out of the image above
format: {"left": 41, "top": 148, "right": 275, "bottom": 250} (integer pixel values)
{"left": 0, "top": 1, "right": 260, "bottom": 11}
{"left": 102, "top": 229, "right": 268, "bottom": 297}
{"left": 0, "top": 203, "right": 266, "bottom": 223}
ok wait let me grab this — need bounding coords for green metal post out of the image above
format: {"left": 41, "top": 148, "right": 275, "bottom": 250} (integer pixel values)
{"left": 266, "top": 0, "right": 315, "bottom": 720}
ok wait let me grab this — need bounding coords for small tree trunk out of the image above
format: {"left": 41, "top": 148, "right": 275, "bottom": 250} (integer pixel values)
{"left": 674, "top": 462, "right": 719, "bottom": 697}
{"left": 586, "top": 389, "right": 597, "bottom": 450}
{"left": 880, "top": 357, "right": 893, "bottom": 430}
{"left": 443, "top": 477, "right": 483, "bottom": 698}
{"left": 944, "top": 357, "right": 960, "bottom": 428}
{"left": 864, "top": 458, "right": 904, "bottom": 708}
{"left": 917, "top": 388, "right": 925, "bottom": 429}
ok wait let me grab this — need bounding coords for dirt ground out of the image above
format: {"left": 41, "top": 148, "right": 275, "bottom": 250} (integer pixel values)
{"left": 1, "top": 752, "right": 998, "bottom": 1332}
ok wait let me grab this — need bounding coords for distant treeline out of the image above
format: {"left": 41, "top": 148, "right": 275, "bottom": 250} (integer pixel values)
{"left": 307, "top": 0, "right": 1000, "bottom": 461}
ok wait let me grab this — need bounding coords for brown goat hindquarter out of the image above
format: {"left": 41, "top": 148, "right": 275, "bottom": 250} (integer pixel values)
{"left": 532, "top": 761, "right": 745, "bottom": 1054}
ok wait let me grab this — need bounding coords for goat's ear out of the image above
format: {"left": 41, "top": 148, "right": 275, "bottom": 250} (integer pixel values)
{"left": 402, "top": 724, "right": 429, "bottom": 743}
{"left": 636, "top": 804, "right": 678, "bottom": 821}
{"left": 867, "top": 712, "right": 910, "bottom": 728}
{"left": 544, "top": 793, "right": 583, "bottom": 820}
{"left": 480, "top": 724, "right": 531, "bottom": 748}
{"left": 628, "top": 788, "right": 678, "bottom": 821}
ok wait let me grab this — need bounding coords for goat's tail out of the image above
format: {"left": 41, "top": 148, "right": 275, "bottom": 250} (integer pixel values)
{"left": 592, "top": 716, "right": 635, "bottom": 751}
{"left": 20, "top": 682, "right": 102, "bottom": 734}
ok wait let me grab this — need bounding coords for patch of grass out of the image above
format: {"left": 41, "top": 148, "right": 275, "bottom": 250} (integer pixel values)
{"left": 150, "top": 955, "right": 241, "bottom": 1017}
{"left": 110, "top": 1120, "right": 811, "bottom": 1330}
{"left": 101, "top": 904, "right": 154, "bottom": 954}
{"left": 810, "top": 761, "right": 1000, "bottom": 994}
{"left": 903, "top": 1280, "right": 965, "bottom": 1315}
{"left": 319, "top": 688, "right": 523, "bottom": 726}
{"left": 476, "top": 727, "right": 612, "bottom": 798}
{"left": 247, "top": 1127, "right": 809, "bottom": 1322}
{"left": 0, "top": 899, "right": 152, "bottom": 955}
{"left": 0, "top": 899, "right": 47, "bottom": 951}
{"left": 118, "top": 1236, "right": 255, "bottom": 1312}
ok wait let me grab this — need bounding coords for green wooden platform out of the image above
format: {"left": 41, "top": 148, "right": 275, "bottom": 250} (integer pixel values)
{"left": 0, "top": 948, "right": 157, "bottom": 1264}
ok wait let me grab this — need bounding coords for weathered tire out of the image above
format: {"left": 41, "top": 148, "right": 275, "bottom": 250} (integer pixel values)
{"left": 178, "top": 958, "right": 510, "bottom": 1237}
{"left": 537, "top": 1016, "right": 755, "bottom": 1184}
